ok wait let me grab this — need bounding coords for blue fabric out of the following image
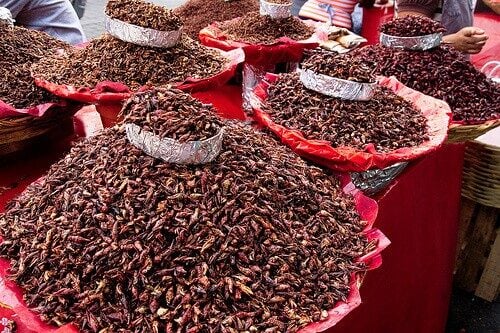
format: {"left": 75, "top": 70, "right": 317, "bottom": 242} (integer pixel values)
{"left": 0, "top": 0, "right": 85, "bottom": 44}
{"left": 292, "top": 0, "right": 308, "bottom": 16}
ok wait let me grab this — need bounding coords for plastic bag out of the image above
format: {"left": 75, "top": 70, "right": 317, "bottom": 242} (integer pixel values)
{"left": 251, "top": 74, "right": 452, "bottom": 172}
{"left": 198, "top": 18, "right": 325, "bottom": 65}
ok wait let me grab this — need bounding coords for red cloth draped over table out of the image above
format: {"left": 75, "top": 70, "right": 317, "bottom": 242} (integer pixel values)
{"left": 0, "top": 85, "right": 462, "bottom": 333}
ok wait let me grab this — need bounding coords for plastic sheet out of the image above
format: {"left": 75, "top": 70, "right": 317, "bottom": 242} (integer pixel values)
{"left": 32, "top": 48, "right": 244, "bottom": 104}
{"left": 198, "top": 18, "right": 326, "bottom": 65}
{"left": 105, "top": 15, "right": 182, "bottom": 48}
{"left": 379, "top": 32, "right": 442, "bottom": 51}
{"left": 0, "top": 99, "right": 75, "bottom": 120}
{"left": 299, "top": 68, "right": 376, "bottom": 101}
{"left": 350, "top": 162, "right": 408, "bottom": 195}
{"left": 125, "top": 124, "right": 224, "bottom": 164}
{"left": 251, "top": 74, "right": 451, "bottom": 171}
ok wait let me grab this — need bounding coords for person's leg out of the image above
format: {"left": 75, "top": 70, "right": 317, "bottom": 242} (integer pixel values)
{"left": 0, "top": 0, "right": 30, "bottom": 17}
{"left": 12, "top": 0, "right": 86, "bottom": 44}
{"left": 351, "top": 3, "right": 363, "bottom": 34}
{"left": 292, "top": 0, "right": 308, "bottom": 16}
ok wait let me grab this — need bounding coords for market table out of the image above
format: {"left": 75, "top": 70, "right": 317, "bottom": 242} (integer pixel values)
{"left": 0, "top": 86, "right": 464, "bottom": 333}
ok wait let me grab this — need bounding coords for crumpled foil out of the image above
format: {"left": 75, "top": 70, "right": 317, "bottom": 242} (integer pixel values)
{"left": 299, "top": 69, "right": 376, "bottom": 101}
{"left": 380, "top": 32, "right": 442, "bottom": 51}
{"left": 125, "top": 123, "right": 224, "bottom": 165}
{"left": 0, "top": 7, "right": 14, "bottom": 27}
{"left": 351, "top": 162, "right": 408, "bottom": 195}
{"left": 260, "top": 0, "right": 292, "bottom": 18}
{"left": 105, "top": 15, "right": 182, "bottom": 48}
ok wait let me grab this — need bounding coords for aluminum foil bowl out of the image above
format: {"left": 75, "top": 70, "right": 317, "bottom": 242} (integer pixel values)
{"left": 380, "top": 32, "right": 442, "bottom": 51}
{"left": 105, "top": 15, "right": 182, "bottom": 48}
{"left": 125, "top": 123, "right": 224, "bottom": 165}
{"left": 351, "top": 162, "right": 408, "bottom": 195}
{"left": 299, "top": 68, "right": 376, "bottom": 101}
{"left": 0, "top": 7, "right": 14, "bottom": 26}
{"left": 260, "top": 0, "right": 292, "bottom": 18}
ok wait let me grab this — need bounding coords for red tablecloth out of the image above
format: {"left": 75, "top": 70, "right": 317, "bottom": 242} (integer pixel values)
{"left": 0, "top": 87, "right": 463, "bottom": 333}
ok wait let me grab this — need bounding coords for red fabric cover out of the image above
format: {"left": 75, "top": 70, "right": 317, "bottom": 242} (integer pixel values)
{"left": 192, "top": 84, "right": 247, "bottom": 120}
{"left": 360, "top": 6, "right": 395, "bottom": 46}
{"left": 198, "top": 19, "right": 324, "bottom": 65}
{"left": 471, "top": 12, "right": 500, "bottom": 70}
{"left": 252, "top": 74, "right": 452, "bottom": 172}
{"left": 0, "top": 99, "right": 73, "bottom": 119}
{"left": 332, "top": 144, "right": 464, "bottom": 333}
{"left": 32, "top": 48, "right": 244, "bottom": 104}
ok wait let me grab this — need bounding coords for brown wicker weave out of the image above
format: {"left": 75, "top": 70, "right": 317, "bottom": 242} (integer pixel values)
{"left": 447, "top": 119, "right": 500, "bottom": 143}
{"left": 0, "top": 109, "right": 76, "bottom": 156}
{"left": 461, "top": 139, "right": 500, "bottom": 208}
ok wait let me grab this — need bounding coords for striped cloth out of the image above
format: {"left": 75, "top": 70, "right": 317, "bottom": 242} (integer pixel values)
{"left": 299, "top": 0, "right": 358, "bottom": 29}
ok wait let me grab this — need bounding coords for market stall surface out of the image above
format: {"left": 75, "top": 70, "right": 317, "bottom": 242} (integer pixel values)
{"left": 17, "top": 0, "right": 500, "bottom": 331}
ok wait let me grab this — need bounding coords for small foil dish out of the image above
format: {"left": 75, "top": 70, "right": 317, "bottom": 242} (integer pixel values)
{"left": 380, "top": 32, "right": 442, "bottom": 51}
{"left": 105, "top": 15, "right": 182, "bottom": 48}
{"left": 260, "top": 0, "right": 292, "bottom": 19}
{"left": 300, "top": 68, "right": 376, "bottom": 101}
{"left": 351, "top": 162, "right": 408, "bottom": 195}
{"left": 125, "top": 123, "right": 224, "bottom": 165}
{"left": 0, "top": 7, "right": 14, "bottom": 26}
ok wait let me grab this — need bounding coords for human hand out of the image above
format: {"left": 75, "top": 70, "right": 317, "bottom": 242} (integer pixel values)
{"left": 443, "top": 27, "right": 488, "bottom": 54}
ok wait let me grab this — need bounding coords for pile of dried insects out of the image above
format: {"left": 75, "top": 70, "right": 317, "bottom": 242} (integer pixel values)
{"left": 0, "top": 25, "right": 68, "bottom": 108}
{"left": 0, "top": 88, "right": 375, "bottom": 333}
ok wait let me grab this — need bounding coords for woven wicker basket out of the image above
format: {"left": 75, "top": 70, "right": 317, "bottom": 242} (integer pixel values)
{"left": 461, "top": 133, "right": 500, "bottom": 208}
{"left": 0, "top": 109, "right": 75, "bottom": 157}
{"left": 447, "top": 119, "right": 500, "bottom": 143}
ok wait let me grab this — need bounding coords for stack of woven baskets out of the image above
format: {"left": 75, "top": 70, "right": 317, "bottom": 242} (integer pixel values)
{"left": 462, "top": 126, "right": 500, "bottom": 208}
{"left": 0, "top": 111, "right": 75, "bottom": 157}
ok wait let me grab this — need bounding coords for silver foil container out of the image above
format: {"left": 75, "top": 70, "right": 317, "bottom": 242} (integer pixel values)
{"left": 105, "top": 15, "right": 182, "bottom": 48}
{"left": 299, "top": 69, "right": 376, "bottom": 101}
{"left": 380, "top": 32, "right": 442, "bottom": 51}
{"left": 260, "top": 0, "right": 292, "bottom": 18}
{"left": 351, "top": 162, "right": 408, "bottom": 195}
{"left": 125, "top": 123, "right": 224, "bottom": 165}
{"left": 0, "top": 7, "right": 14, "bottom": 26}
